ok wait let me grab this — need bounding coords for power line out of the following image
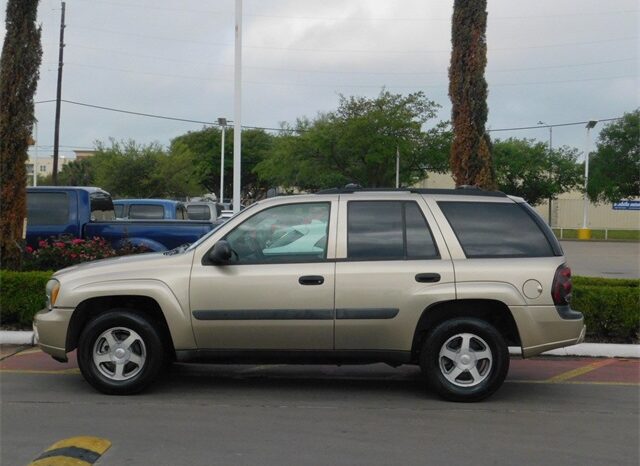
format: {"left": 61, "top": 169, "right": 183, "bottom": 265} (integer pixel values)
{"left": 73, "top": 26, "right": 637, "bottom": 54}
{"left": 34, "top": 98, "right": 623, "bottom": 134}
{"left": 65, "top": 43, "right": 637, "bottom": 76}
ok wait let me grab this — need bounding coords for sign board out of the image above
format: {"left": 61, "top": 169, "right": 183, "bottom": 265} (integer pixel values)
{"left": 612, "top": 200, "right": 640, "bottom": 211}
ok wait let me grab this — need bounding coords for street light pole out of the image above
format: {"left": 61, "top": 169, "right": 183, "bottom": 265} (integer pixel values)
{"left": 232, "top": 0, "right": 242, "bottom": 214}
{"left": 218, "top": 118, "right": 227, "bottom": 203}
{"left": 395, "top": 145, "right": 400, "bottom": 188}
{"left": 579, "top": 120, "right": 598, "bottom": 239}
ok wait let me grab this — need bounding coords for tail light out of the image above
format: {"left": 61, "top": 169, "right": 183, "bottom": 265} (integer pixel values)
{"left": 552, "top": 264, "right": 572, "bottom": 305}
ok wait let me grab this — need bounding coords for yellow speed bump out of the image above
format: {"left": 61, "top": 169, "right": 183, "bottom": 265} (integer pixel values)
{"left": 29, "top": 436, "right": 111, "bottom": 466}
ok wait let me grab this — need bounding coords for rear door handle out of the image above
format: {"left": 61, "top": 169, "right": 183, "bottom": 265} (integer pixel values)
{"left": 299, "top": 275, "right": 324, "bottom": 286}
{"left": 415, "top": 273, "right": 441, "bottom": 283}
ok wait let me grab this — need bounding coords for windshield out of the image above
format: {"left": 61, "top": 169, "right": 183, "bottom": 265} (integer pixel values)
{"left": 185, "top": 203, "right": 258, "bottom": 253}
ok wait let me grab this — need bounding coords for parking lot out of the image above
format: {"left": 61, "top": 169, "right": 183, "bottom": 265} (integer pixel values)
{"left": 1, "top": 347, "right": 638, "bottom": 466}
{"left": 560, "top": 241, "right": 640, "bottom": 278}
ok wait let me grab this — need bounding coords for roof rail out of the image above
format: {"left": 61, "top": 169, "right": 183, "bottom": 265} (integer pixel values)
{"left": 314, "top": 186, "right": 507, "bottom": 197}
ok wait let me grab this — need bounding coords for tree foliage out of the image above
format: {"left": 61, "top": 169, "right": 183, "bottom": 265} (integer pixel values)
{"left": 493, "top": 138, "right": 582, "bottom": 205}
{"left": 90, "top": 140, "right": 201, "bottom": 199}
{"left": 170, "top": 127, "right": 273, "bottom": 200}
{"left": 0, "top": 0, "right": 42, "bottom": 269}
{"left": 587, "top": 110, "right": 640, "bottom": 203}
{"left": 254, "top": 90, "right": 448, "bottom": 190}
{"left": 449, "top": 0, "right": 495, "bottom": 189}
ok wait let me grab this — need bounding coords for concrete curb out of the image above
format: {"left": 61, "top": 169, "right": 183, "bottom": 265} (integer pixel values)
{"left": 1, "top": 330, "right": 638, "bottom": 358}
{"left": 0, "top": 331, "right": 36, "bottom": 346}
{"left": 509, "top": 343, "right": 640, "bottom": 359}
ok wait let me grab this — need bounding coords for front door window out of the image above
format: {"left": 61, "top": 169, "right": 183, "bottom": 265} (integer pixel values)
{"left": 224, "top": 202, "right": 330, "bottom": 264}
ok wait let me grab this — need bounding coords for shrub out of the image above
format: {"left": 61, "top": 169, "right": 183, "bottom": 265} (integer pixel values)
{"left": 572, "top": 277, "right": 640, "bottom": 343}
{"left": 0, "top": 270, "right": 52, "bottom": 326}
{"left": 23, "top": 236, "right": 149, "bottom": 271}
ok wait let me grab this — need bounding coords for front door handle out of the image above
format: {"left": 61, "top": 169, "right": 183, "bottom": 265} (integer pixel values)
{"left": 415, "top": 273, "right": 441, "bottom": 283}
{"left": 299, "top": 275, "right": 325, "bottom": 286}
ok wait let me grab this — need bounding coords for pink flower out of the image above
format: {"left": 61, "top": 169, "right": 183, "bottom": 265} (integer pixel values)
{"left": 25, "top": 246, "right": 33, "bottom": 253}
{"left": 71, "top": 238, "right": 84, "bottom": 244}
{"left": 39, "top": 240, "right": 48, "bottom": 247}
{"left": 70, "top": 253, "right": 78, "bottom": 259}
{"left": 54, "top": 242, "right": 65, "bottom": 248}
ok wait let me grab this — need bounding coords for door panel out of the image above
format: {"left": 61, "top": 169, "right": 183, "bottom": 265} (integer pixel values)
{"left": 334, "top": 196, "right": 455, "bottom": 351}
{"left": 190, "top": 262, "right": 335, "bottom": 349}
{"left": 189, "top": 200, "right": 338, "bottom": 350}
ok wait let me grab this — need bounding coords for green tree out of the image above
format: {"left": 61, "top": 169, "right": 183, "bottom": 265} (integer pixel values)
{"left": 255, "top": 90, "right": 447, "bottom": 190}
{"left": 493, "top": 138, "right": 582, "bottom": 206}
{"left": 92, "top": 140, "right": 200, "bottom": 198}
{"left": 0, "top": 0, "right": 42, "bottom": 269}
{"left": 57, "top": 158, "right": 95, "bottom": 186}
{"left": 170, "top": 127, "right": 273, "bottom": 200}
{"left": 449, "top": 0, "right": 495, "bottom": 189}
{"left": 587, "top": 110, "right": 640, "bottom": 203}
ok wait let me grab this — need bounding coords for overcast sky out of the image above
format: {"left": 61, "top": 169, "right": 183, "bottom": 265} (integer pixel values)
{"left": 1, "top": 0, "right": 638, "bottom": 159}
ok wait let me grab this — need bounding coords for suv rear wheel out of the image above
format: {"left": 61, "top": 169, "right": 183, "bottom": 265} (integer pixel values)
{"left": 77, "top": 309, "right": 165, "bottom": 395}
{"left": 420, "top": 317, "right": 509, "bottom": 402}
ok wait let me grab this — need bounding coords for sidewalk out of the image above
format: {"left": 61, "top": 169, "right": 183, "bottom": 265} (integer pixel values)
{"left": 2, "top": 330, "right": 639, "bottom": 358}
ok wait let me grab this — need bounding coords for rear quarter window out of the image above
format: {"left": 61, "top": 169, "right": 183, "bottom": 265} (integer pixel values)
{"left": 187, "top": 205, "right": 211, "bottom": 220}
{"left": 437, "top": 201, "right": 556, "bottom": 258}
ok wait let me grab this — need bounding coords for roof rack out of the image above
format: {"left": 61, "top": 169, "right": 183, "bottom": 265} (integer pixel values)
{"left": 315, "top": 185, "right": 507, "bottom": 197}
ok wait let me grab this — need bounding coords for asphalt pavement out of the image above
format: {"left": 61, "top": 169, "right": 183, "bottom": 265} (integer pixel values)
{"left": 1, "top": 348, "right": 638, "bottom": 466}
{"left": 560, "top": 240, "right": 640, "bottom": 278}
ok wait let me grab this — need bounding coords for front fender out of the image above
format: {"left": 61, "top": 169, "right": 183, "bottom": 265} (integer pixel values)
{"left": 69, "top": 279, "right": 196, "bottom": 349}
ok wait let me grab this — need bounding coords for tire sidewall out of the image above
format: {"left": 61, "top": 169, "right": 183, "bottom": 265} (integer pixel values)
{"left": 77, "top": 309, "right": 164, "bottom": 395}
{"left": 421, "top": 318, "right": 509, "bottom": 402}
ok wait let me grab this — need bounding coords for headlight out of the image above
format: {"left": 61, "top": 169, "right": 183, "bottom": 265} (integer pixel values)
{"left": 45, "top": 279, "right": 60, "bottom": 310}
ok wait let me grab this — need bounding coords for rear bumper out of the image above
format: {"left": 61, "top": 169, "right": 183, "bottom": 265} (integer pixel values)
{"left": 33, "top": 307, "right": 73, "bottom": 362}
{"left": 509, "top": 305, "right": 586, "bottom": 358}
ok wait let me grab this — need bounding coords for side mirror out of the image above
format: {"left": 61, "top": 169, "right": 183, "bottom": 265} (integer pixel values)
{"left": 208, "top": 240, "right": 232, "bottom": 265}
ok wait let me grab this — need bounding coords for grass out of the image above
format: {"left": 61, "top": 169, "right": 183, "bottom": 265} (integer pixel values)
{"left": 552, "top": 228, "right": 640, "bottom": 241}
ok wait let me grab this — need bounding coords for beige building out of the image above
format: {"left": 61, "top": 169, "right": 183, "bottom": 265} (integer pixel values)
{"left": 416, "top": 172, "right": 639, "bottom": 230}
{"left": 26, "top": 156, "right": 72, "bottom": 185}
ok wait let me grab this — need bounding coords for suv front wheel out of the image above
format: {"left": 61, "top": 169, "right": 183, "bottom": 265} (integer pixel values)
{"left": 77, "top": 309, "right": 165, "bottom": 395}
{"left": 420, "top": 317, "right": 509, "bottom": 402}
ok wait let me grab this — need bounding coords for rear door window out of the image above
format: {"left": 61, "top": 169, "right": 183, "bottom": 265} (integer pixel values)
{"left": 347, "top": 201, "right": 439, "bottom": 260}
{"left": 437, "top": 201, "right": 555, "bottom": 258}
{"left": 90, "top": 192, "right": 115, "bottom": 221}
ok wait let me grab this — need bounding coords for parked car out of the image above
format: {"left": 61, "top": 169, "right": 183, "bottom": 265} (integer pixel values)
{"left": 113, "top": 199, "right": 188, "bottom": 220}
{"left": 184, "top": 201, "right": 222, "bottom": 222}
{"left": 34, "top": 187, "right": 585, "bottom": 401}
{"left": 27, "top": 187, "right": 218, "bottom": 252}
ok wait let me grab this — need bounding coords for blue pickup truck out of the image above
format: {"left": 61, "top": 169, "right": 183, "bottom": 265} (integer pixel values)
{"left": 26, "top": 187, "right": 220, "bottom": 252}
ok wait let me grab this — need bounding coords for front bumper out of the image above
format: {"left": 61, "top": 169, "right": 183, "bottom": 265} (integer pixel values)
{"left": 509, "top": 305, "right": 586, "bottom": 358}
{"left": 33, "top": 307, "right": 74, "bottom": 362}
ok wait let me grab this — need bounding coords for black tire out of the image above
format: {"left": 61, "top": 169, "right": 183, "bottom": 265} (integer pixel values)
{"left": 77, "top": 309, "right": 165, "bottom": 395}
{"left": 420, "top": 317, "right": 509, "bottom": 402}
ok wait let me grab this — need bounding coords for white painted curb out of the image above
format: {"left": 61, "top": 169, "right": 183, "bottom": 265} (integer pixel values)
{"left": 1, "top": 331, "right": 638, "bottom": 358}
{"left": 509, "top": 343, "right": 640, "bottom": 359}
{"left": 0, "top": 331, "right": 36, "bottom": 346}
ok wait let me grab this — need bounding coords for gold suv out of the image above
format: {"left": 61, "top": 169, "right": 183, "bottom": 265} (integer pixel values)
{"left": 34, "top": 187, "right": 585, "bottom": 401}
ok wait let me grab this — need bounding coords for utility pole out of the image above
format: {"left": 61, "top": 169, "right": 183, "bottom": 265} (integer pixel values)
{"left": 395, "top": 145, "right": 400, "bottom": 188}
{"left": 232, "top": 0, "right": 242, "bottom": 214}
{"left": 52, "top": 1, "right": 66, "bottom": 185}
{"left": 218, "top": 118, "right": 227, "bottom": 203}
